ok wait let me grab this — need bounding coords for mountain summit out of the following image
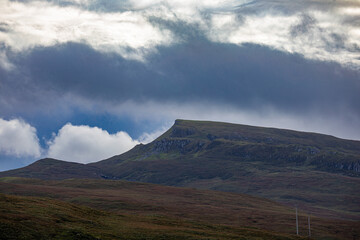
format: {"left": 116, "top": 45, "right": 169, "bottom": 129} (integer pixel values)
{"left": 94, "top": 119, "right": 360, "bottom": 178}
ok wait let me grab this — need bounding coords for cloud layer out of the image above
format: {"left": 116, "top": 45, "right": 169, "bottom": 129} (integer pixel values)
{"left": 0, "top": 0, "right": 359, "bottom": 67}
{"left": 2, "top": 41, "right": 359, "bottom": 139}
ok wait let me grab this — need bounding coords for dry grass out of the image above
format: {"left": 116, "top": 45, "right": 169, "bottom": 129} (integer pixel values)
{"left": 0, "top": 193, "right": 307, "bottom": 240}
{"left": 0, "top": 178, "right": 359, "bottom": 239}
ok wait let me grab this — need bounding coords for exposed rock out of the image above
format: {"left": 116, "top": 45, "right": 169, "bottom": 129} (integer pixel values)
{"left": 334, "top": 161, "right": 360, "bottom": 172}
{"left": 170, "top": 127, "right": 196, "bottom": 138}
{"left": 207, "top": 134, "right": 218, "bottom": 141}
{"left": 307, "top": 146, "right": 320, "bottom": 155}
{"left": 153, "top": 138, "right": 191, "bottom": 153}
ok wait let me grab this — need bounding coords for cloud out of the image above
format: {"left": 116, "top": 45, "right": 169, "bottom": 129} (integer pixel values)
{"left": 0, "top": 51, "right": 14, "bottom": 71}
{"left": 137, "top": 125, "right": 170, "bottom": 144}
{"left": 0, "top": 0, "right": 173, "bottom": 60}
{"left": 14, "top": 41, "right": 360, "bottom": 113}
{"left": 0, "top": 117, "right": 168, "bottom": 167}
{"left": 47, "top": 123, "right": 140, "bottom": 163}
{"left": 290, "top": 14, "right": 316, "bottom": 37}
{"left": 0, "top": 118, "right": 41, "bottom": 157}
{"left": 96, "top": 100, "right": 359, "bottom": 141}
{"left": 0, "top": 0, "right": 359, "bottom": 68}
{"left": 1, "top": 40, "right": 359, "bottom": 140}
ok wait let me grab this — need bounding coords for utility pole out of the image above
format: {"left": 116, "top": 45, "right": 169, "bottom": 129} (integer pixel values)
{"left": 296, "top": 207, "right": 299, "bottom": 235}
{"left": 308, "top": 215, "right": 311, "bottom": 238}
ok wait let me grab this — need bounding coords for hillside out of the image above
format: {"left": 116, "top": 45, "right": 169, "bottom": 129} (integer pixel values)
{"left": 90, "top": 120, "right": 360, "bottom": 220}
{"left": 1, "top": 178, "right": 358, "bottom": 239}
{"left": 1, "top": 119, "right": 360, "bottom": 220}
{"left": 94, "top": 119, "right": 360, "bottom": 177}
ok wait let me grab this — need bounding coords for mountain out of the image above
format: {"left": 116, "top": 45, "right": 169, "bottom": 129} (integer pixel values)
{"left": 1, "top": 119, "right": 360, "bottom": 220}
{"left": 93, "top": 119, "right": 360, "bottom": 178}
{"left": 90, "top": 119, "right": 360, "bottom": 220}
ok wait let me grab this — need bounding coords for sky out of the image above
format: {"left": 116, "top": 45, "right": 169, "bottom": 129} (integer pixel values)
{"left": 0, "top": 0, "right": 359, "bottom": 171}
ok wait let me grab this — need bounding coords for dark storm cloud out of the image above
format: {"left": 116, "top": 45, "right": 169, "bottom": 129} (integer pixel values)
{"left": 2, "top": 40, "right": 359, "bottom": 119}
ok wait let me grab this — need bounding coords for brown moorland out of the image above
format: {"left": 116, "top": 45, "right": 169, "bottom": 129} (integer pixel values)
{"left": 1, "top": 193, "right": 311, "bottom": 240}
{"left": 0, "top": 177, "right": 359, "bottom": 240}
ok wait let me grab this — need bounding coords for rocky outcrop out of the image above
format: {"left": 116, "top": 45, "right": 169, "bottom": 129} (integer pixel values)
{"left": 333, "top": 161, "right": 360, "bottom": 172}
{"left": 153, "top": 139, "right": 191, "bottom": 153}
{"left": 170, "top": 126, "right": 196, "bottom": 138}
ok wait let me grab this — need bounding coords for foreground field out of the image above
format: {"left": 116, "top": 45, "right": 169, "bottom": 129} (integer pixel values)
{"left": 1, "top": 193, "right": 307, "bottom": 240}
{"left": 0, "top": 177, "right": 359, "bottom": 239}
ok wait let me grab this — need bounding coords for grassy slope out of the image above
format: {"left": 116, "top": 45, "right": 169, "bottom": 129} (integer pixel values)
{"left": 1, "top": 193, "right": 307, "bottom": 240}
{"left": 0, "top": 177, "right": 359, "bottom": 240}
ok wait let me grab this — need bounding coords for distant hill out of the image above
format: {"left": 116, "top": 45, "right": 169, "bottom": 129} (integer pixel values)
{"left": 1, "top": 119, "right": 360, "bottom": 220}
{"left": 0, "top": 158, "right": 102, "bottom": 180}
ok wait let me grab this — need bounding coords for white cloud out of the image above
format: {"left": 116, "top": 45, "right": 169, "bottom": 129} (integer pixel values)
{"left": 0, "top": 118, "right": 41, "bottom": 157}
{"left": 0, "top": 116, "right": 169, "bottom": 165}
{"left": 137, "top": 126, "right": 169, "bottom": 144}
{"left": 209, "top": 11, "right": 360, "bottom": 69}
{"left": 0, "top": 51, "right": 15, "bottom": 71}
{"left": 47, "top": 123, "right": 140, "bottom": 163}
{"left": 0, "top": 0, "right": 173, "bottom": 60}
